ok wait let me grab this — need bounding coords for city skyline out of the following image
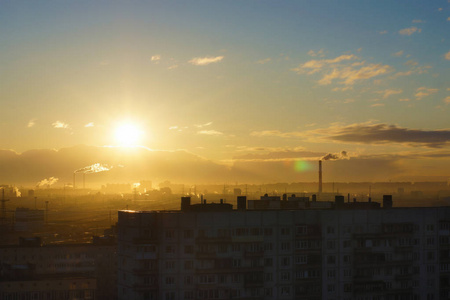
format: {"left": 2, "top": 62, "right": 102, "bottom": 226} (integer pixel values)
{"left": 1, "top": 1, "right": 450, "bottom": 184}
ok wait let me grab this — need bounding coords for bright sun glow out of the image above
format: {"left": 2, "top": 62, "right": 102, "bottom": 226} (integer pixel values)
{"left": 114, "top": 123, "right": 143, "bottom": 146}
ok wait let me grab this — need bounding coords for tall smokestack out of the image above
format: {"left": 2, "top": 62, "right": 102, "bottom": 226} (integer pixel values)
{"left": 318, "top": 160, "right": 323, "bottom": 194}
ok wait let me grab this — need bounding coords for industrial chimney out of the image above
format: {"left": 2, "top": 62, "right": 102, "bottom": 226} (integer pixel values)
{"left": 318, "top": 160, "right": 323, "bottom": 194}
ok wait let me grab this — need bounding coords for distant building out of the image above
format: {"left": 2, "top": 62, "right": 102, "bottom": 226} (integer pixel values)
{"left": 117, "top": 196, "right": 450, "bottom": 300}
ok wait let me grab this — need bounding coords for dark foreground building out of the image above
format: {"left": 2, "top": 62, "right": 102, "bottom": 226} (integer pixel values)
{"left": 117, "top": 196, "right": 450, "bottom": 300}
{"left": 0, "top": 236, "right": 117, "bottom": 300}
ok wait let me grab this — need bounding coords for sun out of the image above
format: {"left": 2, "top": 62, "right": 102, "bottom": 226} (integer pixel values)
{"left": 114, "top": 123, "right": 144, "bottom": 146}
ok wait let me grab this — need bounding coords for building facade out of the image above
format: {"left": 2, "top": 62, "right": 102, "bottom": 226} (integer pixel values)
{"left": 0, "top": 236, "right": 117, "bottom": 300}
{"left": 117, "top": 198, "right": 450, "bottom": 300}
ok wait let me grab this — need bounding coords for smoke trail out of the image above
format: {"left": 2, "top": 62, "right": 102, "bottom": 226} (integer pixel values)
{"left": 321, "top": 151, "right": 348, "bottom": 161}
{"left": 74, "top": 163, "right": 112, "bottom": 174}
{"left": 36, "top": 177, "right": 59, "bottom": 188}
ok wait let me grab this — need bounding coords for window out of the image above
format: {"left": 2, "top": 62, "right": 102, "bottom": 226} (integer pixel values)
{"left": 327, "top": 240, "right": 336, "bottom": 250}
{"left": 296, "top": 226, "right": 307, "bottom": 235}
{"left": 327, "top": 269, "right": 336, "bottom": 278}
{"left": 264, "top": 258, "right": 273, "bottom": 267}
{"left": 327, "top": 284, "right": 335, "bottom": 292}
{"left": 165, "top": 276, "right": 175, "bottom": 285}
{"left": 281, "top": 272, "right": 290, "bottom": 281}
{"left": 294, "top": 255, "right": 307, "bottom": 265}
{"left": 184, "top": 276, "right": 192, "bottom": 285}
{"left": 281, "top": 257, "right": 290, "bottom": 267}
{"left": 184, "top": 245, "right": 194, "bottom": 254}
{"left": 165, "top": 230, "right": 175, "bottom": 239}
{"left": 233, "top": 259, "right": 241, "bottom": 268}
{"left": 281, "top": 242, "right": 291, "bottom": 251}
{"left": 165, "top": 261, "right": 175, "bottom": 270}
{"left": 343, "top": 240, "right": 351, "bottom": 248}
{"left": 343, "top": 255, "right": 351, "bottom": 264}
{"left": 327, "top": 255, "right": 336, "bottom": 264}
{"left": 280, "top": 286, "right": 291, "bottom": 296}
{"left": 184, "top": 260, "right": 193, "bottom": 270}
{"left": 327, "top": 226, "right": 335, "bottom": 234}
{"left": 184, "top": 230, "right": 193, "bottom": 239}
{"left": 281, "top": 228, "right": 291, "bottom": 236}
{"left": 264, "top": 243, "right": 273, "bottom": 251}
{"left": 165, "top": 245, "right": 176, "bottom": 254}
{"left": 264, "top": 228, "right": 273, "bottom": 236}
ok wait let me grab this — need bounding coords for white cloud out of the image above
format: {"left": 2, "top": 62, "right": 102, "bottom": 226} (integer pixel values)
{"left": 399, "top": 27, "right": 421, "bottom": 36}
{"left": 189, "top": 56, "right": 224, "bottom": 66}
{"left": 151, "top": 55, "right": 161, "bottom": 62}
{"left": 197, "top": 130, "right": 223, "bottom": 136}
{"left": 376, "top": 89, "right": 403, "bottom": 99}
{"left": 371, "top": 103, "right": 385, "bottom": 107}
{"left": 84, "top": 122, "right": 94, "bottom": 127}
{"left": 168, "top": 64, "right": 178, "bottom": 70}
{"left": 392, "top": 50, "right": 404, "bottom": 57}
{"left": 415, "top": 87, "right": 439, "bottom": 100}
{"left": 379, "top": 30, "right": 388, "bottom": 34}
{"left": 445, "top": 51, "right": 450, "bottom": 60}
{"left": 52, "top": 121, "right": 69, "bottom": 129}
{"left": 169, "top": 126, "right": 179, "bottom": 130}
{"left": 27, "top": 119, "right": 36, "bottom": 128}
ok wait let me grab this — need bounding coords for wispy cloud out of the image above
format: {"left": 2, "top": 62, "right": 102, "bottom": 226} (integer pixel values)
{"left": 445, "top": 51, "right": 450, "bottom": 60}
{"left": 195, "top": 122, "right": 213, "bottom": 128}
{"left": 292, "top": 53, "right": 392, "bottom": 86}
{"left": 52, "top": 121, "right": 69, "bottom": 129}
{"left": 444, "top": 96, "right": 450, "bottom": 104}
{"left": 376, "top": 89, "right": 403, "bottom": 99}
{"left": 27, "top": 119, "right": 36, "bottom": 128}
{"left": 392, "top": 50, "right": 404, "bottom": 57}
{"left": 151, "top": 55, "right": 161, "bottom": 62}
{"left": 197, "top": 130, "right": 223, "bottom": 136}
{"left": 371, "top": 103, "right": 385, "bottom": 107}
{"left": 189, "top": 56, "right": 224, "bottom": 66}
{"left": 379, "top": 30, "right": 388, "bottom": 34}
{"left": 251, "top": 122, "right": 450, "bottom": 148}
{"left": 85, "top": 122, "right": 94, "bottom": 127}
{"left": 412, "top": 19, "right": 425, "bottom": 23}
{"left": 256, "top": 58, "right": 271, "bottom": 64}
{"left": 307, "top": 49, "right": 325, "bottom": 57}
{"left": 399, "top": 27, "right": 421, "bottom": 36}
{"left": 415, "top": 87, "right": 438, "bottom": 100}
{"left": 399, "top": 98, "right": 410, "bottom": 102}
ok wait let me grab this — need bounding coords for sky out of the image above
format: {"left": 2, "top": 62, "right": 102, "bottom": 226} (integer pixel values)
{"left": 1, "top": 0, "right": 450, "bottom": 185}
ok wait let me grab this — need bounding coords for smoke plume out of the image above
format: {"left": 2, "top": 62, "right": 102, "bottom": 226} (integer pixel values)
{"left": 36, "top": 177, "right": 59, "bottom": 188}
{"left": 321, "top": 151, "right": 348, "bottom": 161}
{"left": 74, "top": 163, "right": 112, "bottom": 174}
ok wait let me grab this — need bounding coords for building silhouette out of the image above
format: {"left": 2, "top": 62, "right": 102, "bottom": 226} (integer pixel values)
{"left": 117, "top": 196, "right": 450, "bottom": 300}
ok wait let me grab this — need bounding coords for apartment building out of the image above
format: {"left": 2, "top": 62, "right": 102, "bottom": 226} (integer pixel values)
{"left": 117, "top": 196, "right": 450, "bottom": 300}
{"left": 0, "top": 236, "right": 117, "bottom": 300}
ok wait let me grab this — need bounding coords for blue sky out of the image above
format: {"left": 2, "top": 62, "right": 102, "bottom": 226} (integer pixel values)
{"left": 1, "top": 0, "right": 449, "bottom": 182}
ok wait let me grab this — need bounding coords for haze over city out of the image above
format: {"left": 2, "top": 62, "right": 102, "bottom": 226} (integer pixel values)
{"left": 1, "top": 1, "right": 450, "bottom": 187}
